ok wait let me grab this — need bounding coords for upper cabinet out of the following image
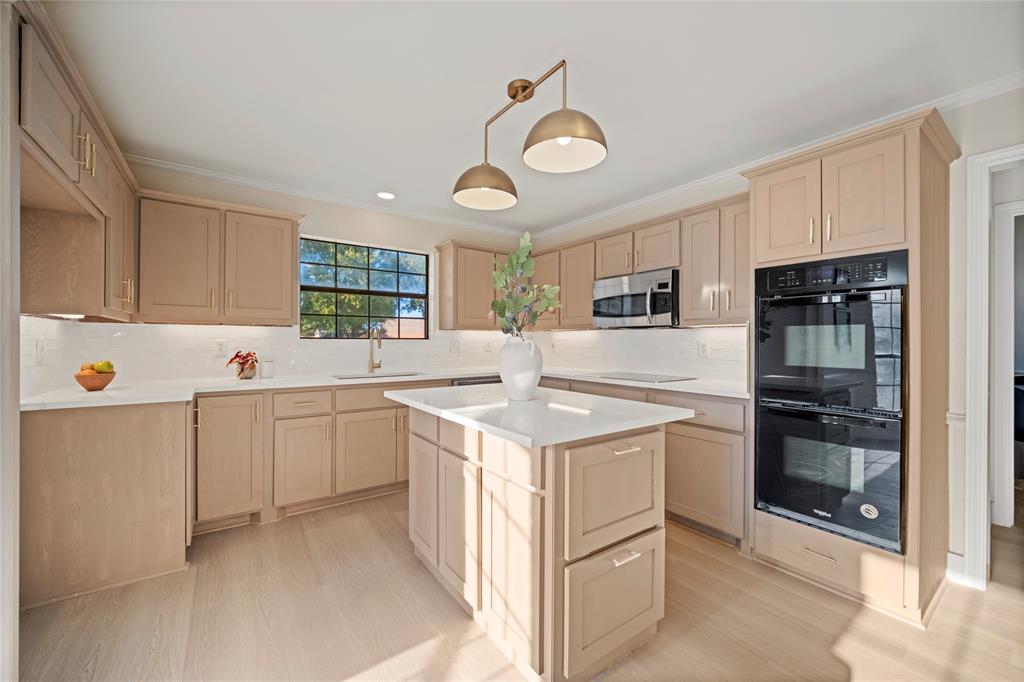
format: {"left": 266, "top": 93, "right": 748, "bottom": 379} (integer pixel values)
{"left": 752, "top": 159, "right": 822, "bottom": 263}
{"left": 559, "top": 241, "right": 596, "bottom": 328}
{"left": 436, "top": 242, "right": 501, "bottom": 330}
{"left": 529, "top": 250, "right": 560, "bottom": 330}
{"left": 633, "top": 220, "right": 681, "bottom": 273}
{"left": 680, "top": 209, "right": 721, "bottom": 322}
{"left": 594, "top": 232, "right": 633, "bottom": 279}
{"left": 20, "top": 24, "right": 81, "bottom": 182}
{"left": 719, "top": 202, "right": 752, "bottom": 323}
{"left": 224, "top": 211, "right": 296, "bottom": 324}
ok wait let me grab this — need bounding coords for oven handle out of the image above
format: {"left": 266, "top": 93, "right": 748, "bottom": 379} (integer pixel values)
{"left": 759, "top": 288, "right": 899, "bottom": 306}
{"left": 761, "top": 403, "right": 900, "bottom": 427}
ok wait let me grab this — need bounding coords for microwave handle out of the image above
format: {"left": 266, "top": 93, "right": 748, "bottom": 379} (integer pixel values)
{"left": 645, "top": 286, "right": 654, "bottom": 324}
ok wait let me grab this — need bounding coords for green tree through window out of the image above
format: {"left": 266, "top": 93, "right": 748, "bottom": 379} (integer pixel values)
{"left": 299, "top": 238, "right": 428, "bottom": 339}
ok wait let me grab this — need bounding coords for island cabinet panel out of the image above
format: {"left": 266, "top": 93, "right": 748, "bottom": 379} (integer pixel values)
{"left": 633, "top": 220, "right": 680, "bottom": 273}
{"left": 397, "top": 408, "right": 410, "bottom": 481}
{"left": 595, "top": 232, "right": 634, "bottom": 279}
{"left": 334, "top": 408, "right": 398, "bottom": 493}
{"left": 20, "top": 403, "right": 187, "bottom": 607}
{"left": 664, "top": 422, "right": 744, "bottom": 537}
{"left": 440, "top": 419, "right": 482, "bottom": 461}
{"left": 409, "top": 408, "right": 439, "bottom": 443}
{"left": 480, "top": 432, "right": 543, "bottom": 490}
{"left": 273, "top": 415, "right": 333, "bottom": 507}
{"left": 559, "top": 241, "right": 596, "bottom": 328}
{"left": 564, "top": 430, "right": 664, "bottom": 561}
{"left": 196, "top": 394, "right": 264, "bottom": 522}
{"left": 563, "top": 528, "right": 666, "bottom": 679}
{"left": 480, "top": 470, "right": 544, "bottom": 671}
{"left": 530, "top": 250, "right": 561, "bottom": 330}
{"left": 753, "top": 159, "right": 822, "bottom": 263}
{"left": 20, "top": 24, "right": 81, "bottom": 181}
{"left": 408, "top": 433, "right": 439, "bottom": 564}
{"left": 437, "top": 449, "right": 481, "bottom": 609}
{"left": 223, "top": 211, "right": 296, "bottom": 324}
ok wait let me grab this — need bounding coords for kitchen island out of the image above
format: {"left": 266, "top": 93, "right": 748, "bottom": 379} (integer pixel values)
{"left": 384, "top": 384, "right": 693, "bottom": 681}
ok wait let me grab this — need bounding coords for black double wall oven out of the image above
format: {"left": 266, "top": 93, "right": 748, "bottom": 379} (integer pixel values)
{"left": 755, "top": 250, "right": 907, "bottom": 553}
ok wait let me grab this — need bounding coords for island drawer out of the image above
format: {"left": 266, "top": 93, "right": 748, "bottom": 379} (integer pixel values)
{"left": 753, "top": 511, "right": 903, "bottom": 610}
{"left": 563, "top": 527, "right": 665, "bottom": 679}
{"left": 563, "top": 430, "right": 664, "bottom": 561}
{"left": 649, "top": 392, "right": 745, "bottom": 432}
{"left": 440, "top": 420, "right": 482, "bottom": 461}
{"left": 272, "top": 390, "right": 332, "bottom": 418}
{"left": 335, "top": 380, "right": 447, "bottom": 412}
{"left": 409, "top": 409, "right": 438, "bottom": 443}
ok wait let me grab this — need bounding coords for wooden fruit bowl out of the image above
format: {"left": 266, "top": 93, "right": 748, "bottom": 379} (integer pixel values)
{"left": 74, "top": 371, "right": 116, "bottom": 392}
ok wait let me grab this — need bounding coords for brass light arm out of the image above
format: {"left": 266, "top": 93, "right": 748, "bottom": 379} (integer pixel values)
{"left": 481, "top": 60, "right": 568, "bottom": 163}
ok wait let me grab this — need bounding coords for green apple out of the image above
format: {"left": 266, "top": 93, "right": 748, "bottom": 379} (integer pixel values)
{"left": 92, "top": 360, "right": 114, "bottom": 374}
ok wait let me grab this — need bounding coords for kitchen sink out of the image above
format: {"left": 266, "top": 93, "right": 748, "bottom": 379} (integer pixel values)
{"left": 332, "top": 371, "right": 423, "bottom": 380}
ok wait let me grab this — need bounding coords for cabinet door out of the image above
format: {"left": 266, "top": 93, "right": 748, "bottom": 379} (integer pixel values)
{"left": 20, "top": 24, "right": 81, "bottom": 181}
{"left": 633, "top": 220, "right": 680, "bottom": 273}
{"left": 456, "top": 247, "right": 497, "bottom": 329}
{"left": 138, "top": 199, "right": 222, "bottom": 322}
{"left": 224, "top": 211, "right": 295, "bottom": 323}
{"left": 196, "top": 394, "right": 264, "bottom": 522}
{"left": 397, "top": 408, "right": 410, "bottom": 481}
{"left": 821, "top": 135, "right": 905, "bottom": 253}
{"left": 480, "top": 470, "right": 543, "bottom": 670}
{"left": 76, "top": 115, "right": 116, "bottom": 215}
{"left": 665, "top": 423, "right": 744, "bottom": 537}
{"left": 719, "top": 202, "right": 752, "bottom": 322}
{"left": 122, "top": 185, "right": 138, "bottom": 315}
{"left": 681, "top": 209, "right": 721, "bottom": 322}
{"left": 408, "top": 433, "right": 439, "bottom": 564}
{"left": 103, "top": 171, "right": 129, "bottom": 314}
{"left": 529, "top": 250, "right": 560, "bottom": 330}
{"left": 273, "top": 415, "right": 333, "bottom": 507}
{"left": 334, "top": 408, "right": 398, "bottom": 493}
{"left": 753, "top": 159, "right": 821, "bottom": 263}
{"left": 595, "top": 232, "right": 633, "bottom": 279}
{"left": 559, "top": 242, "right": 595, "bottom": 328}
{"left": 437, "top": 449, "right": 480, "bottom": 609}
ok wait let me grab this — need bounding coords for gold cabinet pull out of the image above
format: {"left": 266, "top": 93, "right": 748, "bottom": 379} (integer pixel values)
{"left": 612, "top": 445, "right": 642, "bottom": 456}
{"left": 254, "top": 401, "right": 261, "bottom": 423}
{"left": 194, "top": 407, "right": 200, "bottom": 428}
{"left": 228, "top": 290, "right": 234, "bottom": 311}
{"left": 76, "top": 133, "right": 89, "bottom": 168}
{"left": 88, "top": 142, "right": 97, "bottom": 176}
{"left": 293, "top": 400, "right": 317, "bottom": 407}
{"left": 710, "top": 289, "right": 716, "bottom": 312}
{"left": 726, "top": 289, "right": 732, "bottom": 310}
{"left": 611, "top": 550, "right": 642, "bottom": 568}
{"left": 391, "top": 414, "right": 397, "bottom": 432}
{"left": 324, "top": 423, "right": 330, "bottom": 442}
{"left": 801, "top": 547, "right": 837, "bottom": 563}
{"left": 129, "top": 279, "right": 135, "bottom": 304}
{"left": 210, "top": 289, "right": 216, "bottom": 309}
{"left": 826, "top": 213, "right": 832, "bottom": 241}
{"left": 119, "top": 279, "right": 130, "bottom": 302}
{"left": 809, "top": 217, "right": 814, "bottom": 244}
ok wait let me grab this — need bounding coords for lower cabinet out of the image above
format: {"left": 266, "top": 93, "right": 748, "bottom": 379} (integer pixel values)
{"left": 397, "top": 408, "right": 410, "bottom": 481}
{"left": 196, "top": 394, "right": 264, "bottom": 522}
{"left": 334, "top": 408, "right": 399, "bottom": 493}
{"left": 664, "top": 421, "right": 744, "bottom": 537}
{"left": 408, "top": 433, "right": 439, "bottom": 563}
{"left": 437, "top": 449, "right": 480, "bottom": 609}
{"left": 273, "top": 415, "right": 333, "bottom": 507}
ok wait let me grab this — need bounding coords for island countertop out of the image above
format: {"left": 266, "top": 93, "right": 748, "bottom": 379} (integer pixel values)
{"left": 384, "top": 384, "right": 694, "bottom": 448}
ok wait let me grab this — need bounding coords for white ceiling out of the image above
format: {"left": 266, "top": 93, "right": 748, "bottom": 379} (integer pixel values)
{"left": 45, "top": 1, "right": 1024, "bottom": 233}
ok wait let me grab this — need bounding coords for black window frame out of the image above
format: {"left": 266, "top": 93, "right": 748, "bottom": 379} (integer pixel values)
{"left": 298, "top": 237, "right": 429, "bottom": 340}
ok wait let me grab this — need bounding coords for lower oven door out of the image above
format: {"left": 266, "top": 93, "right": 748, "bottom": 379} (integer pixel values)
{"left": 755, "top": 404, "right": 903, "bottom": 553}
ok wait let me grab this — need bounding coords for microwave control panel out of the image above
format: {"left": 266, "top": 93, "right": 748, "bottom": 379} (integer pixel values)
{"left": 756, "top": 250, "right": 908, "bottom": 296}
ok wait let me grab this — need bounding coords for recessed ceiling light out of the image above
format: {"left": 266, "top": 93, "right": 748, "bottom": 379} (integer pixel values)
{"left": 376, "top": 191, "right": 395, "bottom": 200}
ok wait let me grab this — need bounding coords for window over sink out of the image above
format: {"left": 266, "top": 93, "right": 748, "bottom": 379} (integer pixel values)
{"left": 299, "top": 237, "right": 428, "bottom": 339}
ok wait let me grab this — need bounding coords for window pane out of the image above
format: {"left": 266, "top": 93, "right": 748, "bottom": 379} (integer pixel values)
{"left": 338, "top": 316, "right": 369, "bottom": 338}
{"left": 337, "top": 293, "right": 368, "bottom": 316}
{"left": 399, "top": 318, "right": 426, "bottom": 339}
{"left": 370, "top": 318, "right": 399, "bottom": 339}
{"left": 399, "top": 297, "right": 425, "bottom": 318}
{"left": 399, "top": 252, "right": 427, "bottom": 274}
{"left": 300, "top": 264, "right": 335, "bottom": 287}
{"left": 369, "top": 270, "right": 398, "bottom": 291}
{"left": 337, "top": 267, "right": 368, "bottom": 289}
{"left": 369, "top": 248, "right": 398, "bottom": 271}
{"left": 300, "top": 239, "right": 335, "bottom": 264}
{"left": 300, "top": 315, "right": 336, "bottom": 339}
{"left": 398, "top": 273, "right": 426, "bottom": 294}
{"left": 336, "top": 244, "right": 368, "bottom": 267}
{"left": 369, "top": 295, "right": 399, "bottom": 317}
{"left": 300, "top": 291, "right": 336, "bottom": 315}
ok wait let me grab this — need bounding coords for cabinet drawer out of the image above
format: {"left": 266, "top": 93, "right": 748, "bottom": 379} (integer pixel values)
{"left": 754, "top": 511, "right": 903, "bottom": 610}
{"left": 564, "top": 430, "right": 664, "bottom": 560}
{"left": 564, "top": 527, "right": 665, "bottom": 679}
{"left": 409, "top": 409, "right": 438, "bottom": 443}
{"left": 650, "top": 392, "right": 745, "bottom": 432}
{"left": 273, "top": 390, "right": 332, "bottom": 418}
{"left": 440, "top": 419, "right": 481, "bottom": 461}
{"left": 569, "top": 380, "right": 647, "bottom": 402}
{"left": 335, "top": 380, "right": 447, "bottom": 412}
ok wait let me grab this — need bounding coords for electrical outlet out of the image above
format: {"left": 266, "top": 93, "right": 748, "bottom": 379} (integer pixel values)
{"left": 34, "top": 339, "right": 44, "bottom": 366}
{"left": 449, "top": 338, "right": 461, "bottom": 353}
{"left": 483, "top": 341, "right": 492, "bottom": 353}
{"left": 697, "top": 340, "right": 710, "bottom": 359}
{"left": 215, "top": 339, "right": 227, "bottom": 357}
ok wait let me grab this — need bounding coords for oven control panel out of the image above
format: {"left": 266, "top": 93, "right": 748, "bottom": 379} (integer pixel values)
{"left": 757, "top": 250, "right": 907, "bottom": 295}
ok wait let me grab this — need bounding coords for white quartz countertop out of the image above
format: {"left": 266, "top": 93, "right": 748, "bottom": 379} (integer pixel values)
{"left": 384, "top": 384, "right": 695, "bottom": 448}
{"left": 385, "top": 385, "right": 696, "bottom": 448}
{"left": 20, "top": 366, "right": 748, "bottom": 412}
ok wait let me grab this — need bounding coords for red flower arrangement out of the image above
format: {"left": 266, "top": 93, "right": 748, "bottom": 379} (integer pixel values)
{"left": 226, "top": 350, "right": 259, "bottom": 379}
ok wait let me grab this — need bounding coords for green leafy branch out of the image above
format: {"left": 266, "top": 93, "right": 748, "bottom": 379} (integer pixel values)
{"left": 490, "top": 232, "right": 561, "bottom": 338}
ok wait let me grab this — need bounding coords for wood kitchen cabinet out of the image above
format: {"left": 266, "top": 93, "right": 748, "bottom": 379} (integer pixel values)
{"left": 274, "top": 415, "right": 333, "bottom": 507}
{"left": 103, "top": 170, "right": 140, "bottom": 316}
{"left": 633, "top": 220, "right": 681, "bottom": 273}
{"left": 436, "top": 242, "right": 501, "bottom": 330}
{"left": 664, "top": 422, "right": 744, "bottom": 538}
{"left": 437, "top": 449, "right": 481, "bottom": 609}
{"left": 20, "top": 24, "right": 81, "bottom": 181}
{"left": 752, "top": 159, "right": 822, "bottom": 263}
{"left": 397, "top": 408, "right": 410, "bottom": 481}
{"left": 681, "top": 209, "right": 721, "bottom": 322}
{"left": 559, "top": 241, "right": 596, "bottom": 328}
{"left": 196, "top": 394, "right": 264, "bottom": 522}
{"left": 595, "top": 232, "right": 633, "bottom": 279}
{"left": 334, "top": 408, "right": 399, "bottom": 493}
{"left": 530, "top": 250, "right": 561, "bottom": 330}
{"left": 719, "top": 201, "right": 752, "bottom": 322}
{"left": 76, "top": 114, "right": 116, "bottom": 216}
{"left": 408, "top": 433, "right": 439, "bottom": 563}
{"left": 224, "top": 211, "right": 296, "bottom": 324}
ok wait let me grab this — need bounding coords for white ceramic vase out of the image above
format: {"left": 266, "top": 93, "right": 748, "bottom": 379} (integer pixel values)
{"left": 498, "top": 335, "right": 543, "bottom": 401}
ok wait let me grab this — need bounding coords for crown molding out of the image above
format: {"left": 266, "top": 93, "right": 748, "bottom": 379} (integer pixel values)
{"left": 537, "top": 70, "right": 1024, "bottom": 237}
{"left": 123, "top": 154, "right": 524, "bottom": 238}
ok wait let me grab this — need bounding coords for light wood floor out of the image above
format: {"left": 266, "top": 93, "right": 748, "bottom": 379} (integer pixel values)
{"left": 20, "top": 490, "right": 1024, "bottom": 681}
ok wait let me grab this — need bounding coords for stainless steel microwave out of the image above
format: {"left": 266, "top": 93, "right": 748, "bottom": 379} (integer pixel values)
{"left": 592, "top": 268, "right": 679, "bottom": 328}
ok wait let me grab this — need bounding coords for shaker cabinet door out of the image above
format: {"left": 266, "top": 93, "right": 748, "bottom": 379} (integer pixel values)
{"left": 20, "top": 24, "right": 81, "bottom": 181}
{"left": 719, "top": 202, "right": 752, "bottom": 322}
{"left": 559, "top": 242, "right": 596, "bottom": 328}
{"left": 196, "top": 394, "right": 264, "bottom": 522}
{"left": 274, "top": 415, "right": 333, "bottom": 507}
{"left": 529, "top": 250, "right": 560, "bottom": 330}
{"left": 753, "top": 159, "right": 821, "bottom": 263}
{"left": 334, "top": 408, "right": 398, "bottom": 493}
{"left": 437, "top": 449, "right": 480, "bottom": 609}
{"left": 633, "top": 220, "right": 680, "bottom": 273}
{"left": 665, "top": 422, "right": 744, "bottom": 537}
{"left": 595, "top": 232, "right": 634, "bottom": 279}
{"left": 224, "top": 211, "right": 296, "bottom": 324}
{"left": 681, "top": 209, "right": 721, "bottom": 322}
{"left": 408, "top": 433, "right": 439, "bottom": 564}
{"left": 456, "top": 247, "right": 497, "bottom": 330}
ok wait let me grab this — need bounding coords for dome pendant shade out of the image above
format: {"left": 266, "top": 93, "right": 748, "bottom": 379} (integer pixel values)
{"left": 452, "top": 163, "right": 518, "bottom": 210}
{"left": 522, "top": 108, "right": 607, "bottom": 173}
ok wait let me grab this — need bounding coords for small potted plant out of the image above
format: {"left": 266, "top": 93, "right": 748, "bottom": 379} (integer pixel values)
{"left": 490, "top": 232, "right": 560, "bottom": 400}
{"left": 226, "top": 350, "right": 259, "bottom": 380}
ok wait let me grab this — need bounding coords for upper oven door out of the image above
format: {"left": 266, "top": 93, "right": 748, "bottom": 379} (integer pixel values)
{"left": 593, "top": 269, "right": 678, "bottom": 328}
{"left": 757, "top": 288, "right": 902, "bottom": 414}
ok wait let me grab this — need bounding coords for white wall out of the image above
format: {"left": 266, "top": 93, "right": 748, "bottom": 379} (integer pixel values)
{"left": 1015, "top": 216, "right": 1024, "bottom": 373}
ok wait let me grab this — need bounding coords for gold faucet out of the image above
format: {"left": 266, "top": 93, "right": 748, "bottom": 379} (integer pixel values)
{"left": 369, "top": 327, "right": 382, "bottom": 373}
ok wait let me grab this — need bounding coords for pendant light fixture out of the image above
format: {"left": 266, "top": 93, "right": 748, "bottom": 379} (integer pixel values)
{"left": 452, "top": 60, "right": 607, "bottom": 210}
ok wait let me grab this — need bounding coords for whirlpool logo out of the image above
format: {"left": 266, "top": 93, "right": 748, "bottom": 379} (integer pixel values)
{"left": 812, "top": 508, "right": 832, "bottom": 518}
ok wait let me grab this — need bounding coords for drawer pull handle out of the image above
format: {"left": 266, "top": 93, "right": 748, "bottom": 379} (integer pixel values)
{"left": 801, "top": 547, "right": 837, "bottom": 563}
{"left": 693, "top": 410, "right": 707, "bottom": 416}
{"left": 612, "top": 445, "right": 643, "bottom": 456}
{"left": 611, "top": 550, "right": 642, "bottom": 568}
{"left": 293, "top": 401, "right": 317, "bottom": 407}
